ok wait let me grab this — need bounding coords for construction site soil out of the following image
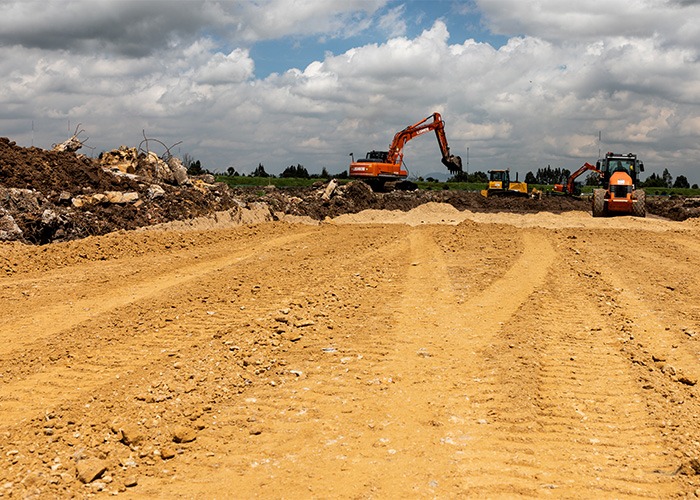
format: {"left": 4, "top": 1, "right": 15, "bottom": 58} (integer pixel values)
{"left": 2, "top": 139, "right": 700, "bottom": 498}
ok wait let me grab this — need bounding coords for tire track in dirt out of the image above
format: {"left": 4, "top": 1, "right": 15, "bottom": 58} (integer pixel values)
{"left": 0, "top": 225, "right": 410, "bottom": 495}
{"left": 577, "top": 229, "right": 700, "bottom": 485}
{"left": 467, "top": 239, "right": 678, "bottom": 498}
{"left": 0, "top": 230, "right": 313, "bottom": 357}
{"left": 157, "top": 226, "right": 556, "bottom": 498}
{"left": 0, "top": 227, "right": 349, "bottom": 428}
{"left": 2, "top": 217, "right": 697, "bottom": 497}
{"left": 344, "top": 227, "right": 557, "bottom": 497}
{"left": 130, "top": 226, "right": 414, "bottom": 498}
{"left": 0, "top": 225, "right": 406, "bottom": 433}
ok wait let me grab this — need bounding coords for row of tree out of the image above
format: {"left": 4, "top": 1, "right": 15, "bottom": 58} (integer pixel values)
{"left": 641, "top": 169, "right": 694, "bottom": 189}
{"left": 184, "top": 155, "right": 696, "bottom": 189}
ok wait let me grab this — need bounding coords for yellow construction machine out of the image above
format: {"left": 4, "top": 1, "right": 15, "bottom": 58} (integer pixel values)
{"left": 480, "top": 169, "right": 528, "bottom": 197}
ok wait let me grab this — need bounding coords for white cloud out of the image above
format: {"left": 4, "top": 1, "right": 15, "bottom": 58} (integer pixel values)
{"left": 0, "top": 0, "right": 698, "bottom": 182}
{"left": 377, "top": 4, "right": 408, "bottom": 39}
{"left": 194, "top": 48, "right": 255, "bottom": 85}
{"left": 477, "top": 0, "right": 700, "bottom": 47}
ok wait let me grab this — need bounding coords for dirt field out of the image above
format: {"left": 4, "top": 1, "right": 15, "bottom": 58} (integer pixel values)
{"left": 2, "top": 205, "right": 700, "bottom": 498}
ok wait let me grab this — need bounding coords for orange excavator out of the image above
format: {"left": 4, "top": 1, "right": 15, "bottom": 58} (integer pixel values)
{"left": 553, "top": 162, "right": 601, "bottom": 196}
{"left": 349, "top": 113, "right": 462, "bottom": 190}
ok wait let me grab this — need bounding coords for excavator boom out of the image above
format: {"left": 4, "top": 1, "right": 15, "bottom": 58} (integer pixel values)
{"left": 386, "top": 113, "right": 463, "bottom": 173}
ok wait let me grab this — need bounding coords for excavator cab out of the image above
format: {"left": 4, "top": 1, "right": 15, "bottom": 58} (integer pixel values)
{"left": 361, "top": 150, "right": 389, "bottom": 163}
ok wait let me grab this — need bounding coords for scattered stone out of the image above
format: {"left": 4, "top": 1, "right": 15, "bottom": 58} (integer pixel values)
{"left": 283, "top": 332, "right": 303, "bottom": 342}
{"left": 76, "top": 458, "right": 107, "bottom": 484}
{"left": 119, "top": 423, "right": 146, "bottom": 447}
{"left": 295, "top": 320, "right": 315, "bottom": 328}
{"left": 147, "top": 184, "right": 166, "bottom": 199}
{"left": 124, "top": 476, "right": 138, "bottom": 488}
{"left": 321, "top": 179, "right": 338, "bottom": 201}
{"left": 677, "top": 458, "right": 700, "bottom": 476}
{"left": 160, "top": 447, "right": 176, "bottom": 460}
{"left": 172, "top": 425, "right": 197, "bottom": 443}
{"left": 660, "top": 364, "right": 676, "bottom": 376}
{"left": 0, "top": 212, "right": 22, "bottom": 241}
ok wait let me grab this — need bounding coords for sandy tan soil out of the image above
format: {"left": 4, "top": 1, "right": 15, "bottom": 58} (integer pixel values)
{"left": 1, "top": 205, "right": 700, "bottom": 498}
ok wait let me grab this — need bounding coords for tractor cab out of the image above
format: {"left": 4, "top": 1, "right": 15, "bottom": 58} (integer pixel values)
{"left": 597, "top": 153, "right": 644, "bottom": 187}
{"left": 592, "top": 152, "right": 646, "bottom": 217}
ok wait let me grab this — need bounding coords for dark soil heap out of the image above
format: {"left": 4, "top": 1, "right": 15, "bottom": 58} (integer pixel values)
{"left": 0, "top": 138, "right": 240, "bottom": 244}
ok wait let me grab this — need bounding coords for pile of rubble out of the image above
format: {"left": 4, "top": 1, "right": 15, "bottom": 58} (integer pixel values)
{"left": 0, "top": 138, "right": 241, "bottom": 244}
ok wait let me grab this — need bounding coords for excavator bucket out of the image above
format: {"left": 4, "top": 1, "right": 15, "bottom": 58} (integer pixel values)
{"left": 441, "top": 155, "right": 463, "bottom": 173}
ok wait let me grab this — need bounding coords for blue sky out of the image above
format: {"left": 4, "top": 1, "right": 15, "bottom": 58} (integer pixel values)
{"left": 250, "top": 1, "right": 508, "bottom": 78}
{"left": 0, "top": 0, "right": 698, "bottom": 182}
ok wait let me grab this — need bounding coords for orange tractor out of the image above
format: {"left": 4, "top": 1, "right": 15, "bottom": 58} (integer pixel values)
{"left": 349, "top": 112, "right": 462, "bottom": 190}
{"left": 591, "top": 152, "right": 646, "bottom": 217}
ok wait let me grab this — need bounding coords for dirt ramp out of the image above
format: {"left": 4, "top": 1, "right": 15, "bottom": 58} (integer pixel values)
{"left": 333, "top": 204, "right": 685, "bottom": 231}
{"left": 331, "top": 202, "right": 467, "bottom": 225}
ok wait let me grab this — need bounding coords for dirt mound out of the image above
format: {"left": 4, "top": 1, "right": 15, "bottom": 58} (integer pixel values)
{"left": 646, "top": 195, "right": 700, "bottom": 221}
{"left": 230, "top": 183, "right": 593, "bottom": 222}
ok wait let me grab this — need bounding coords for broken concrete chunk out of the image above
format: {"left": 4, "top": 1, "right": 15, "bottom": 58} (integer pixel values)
{"left": 171, "top": 425, "right": 197, "bottom": 443}
{"left": 148, "top": 184, "right": 166, "bottom": 199}
{"left": 168, "top": 157, "right": 190, "bottom": 186}
{"left": 76, "top": 458, "right": 107, "bottom": 484}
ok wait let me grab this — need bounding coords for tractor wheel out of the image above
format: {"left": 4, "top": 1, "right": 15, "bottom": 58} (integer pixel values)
{"left": 632, "top": 190, "right": 646, "bottom": 217}
{"left": 592, "top": 189, "right": 606, "bottom": 217}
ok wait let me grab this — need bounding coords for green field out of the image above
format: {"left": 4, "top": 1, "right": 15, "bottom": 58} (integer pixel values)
{"left": 215, "top": 175, "right": 700, "bottom": 197}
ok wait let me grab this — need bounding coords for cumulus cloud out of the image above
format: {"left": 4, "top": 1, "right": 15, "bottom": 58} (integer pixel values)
{"left": 224, "top": 0, "right": 387, "bottom": 42}
{"left": 477, "top": 0, "right": 700, "bottom": 49}
{"left": 0, "top": 0, "right": 698, "bottom": 181}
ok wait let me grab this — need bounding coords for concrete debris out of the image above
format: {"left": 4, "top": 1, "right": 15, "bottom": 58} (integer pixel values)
{"left": 75, "top": 458, "right": 108, "bottom": 484}
{"left": 321, "top": 179, "right": 338, "bottom": 201}
{"left": 99, "top": 146, "right": 190, "bottom": 186}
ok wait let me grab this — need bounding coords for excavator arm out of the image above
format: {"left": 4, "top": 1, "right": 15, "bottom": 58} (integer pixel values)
{"left": 386, "top": 113, "right": 462, "bottom": 173}
{"left": 566, "top": 162, "right": 600, "bottom": 194}
{"left": 554, "top": 162, "right": 601, "bottom": 194}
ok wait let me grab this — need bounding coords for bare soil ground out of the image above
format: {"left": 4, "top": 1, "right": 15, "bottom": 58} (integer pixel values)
{"left": 2, "top": 206, "right": 700, "bottom": 498}
{"left": 2, "top": 139, "right": 700, "bottom": 498}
